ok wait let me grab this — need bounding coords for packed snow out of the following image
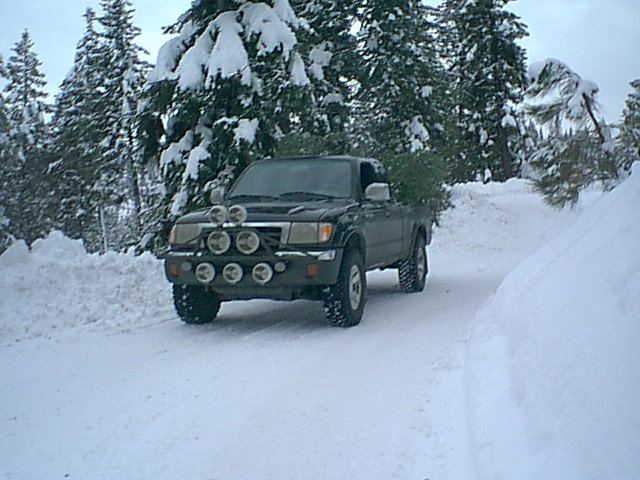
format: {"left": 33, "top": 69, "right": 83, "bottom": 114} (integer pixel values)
{"left": 1, "top": 173, "right": 638, "bottom": 479}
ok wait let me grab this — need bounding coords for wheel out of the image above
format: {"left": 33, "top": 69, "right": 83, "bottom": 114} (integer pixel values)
{"left": 398, "top": 235, "right": 428, "bottom": 293}
{"left": 324, "top": 250, "right": 366, "bottom": 327}
{"left": 173, "top": 284, "right": 221, "bottom": 324}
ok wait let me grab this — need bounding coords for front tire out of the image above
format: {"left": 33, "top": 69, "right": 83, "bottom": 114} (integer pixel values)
{"left": 398, "top": 235, "right": 428, "bottom": 293}
{"left": 173, "top": 284, "right": 221, "bottom": 324}
{"left": 324, "top": 250, "right": 366, "bottom": 327}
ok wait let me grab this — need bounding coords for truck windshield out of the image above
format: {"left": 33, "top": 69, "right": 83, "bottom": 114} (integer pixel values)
{"left": 228, "top": 159, "right": 353, "bottom": 201}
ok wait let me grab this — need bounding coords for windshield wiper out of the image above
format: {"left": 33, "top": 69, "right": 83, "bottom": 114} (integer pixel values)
{"left": 226, "top": 194, "right": 279, "bottom": 202}
{"left": 277, "top": 191, "right": 337, "bottom": 201}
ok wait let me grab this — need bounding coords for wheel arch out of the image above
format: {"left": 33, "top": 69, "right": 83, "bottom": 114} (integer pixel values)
{"left": 343, "top": 230, "right": 366, "bottom": 264}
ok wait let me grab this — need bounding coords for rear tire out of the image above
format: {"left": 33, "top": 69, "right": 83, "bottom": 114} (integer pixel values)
{"left": 173, "top": 284, "right": 221, "bottom": 324}
{"left": 324, "top": 250, "right": 366, "bottom": 327}
{"left": 398, "top": 235, "right": 428, "bottom": 293}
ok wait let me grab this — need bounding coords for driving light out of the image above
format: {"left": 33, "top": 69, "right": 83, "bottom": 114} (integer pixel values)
{"left": 252, "top": 263, "right": 274, "bottom": 285}
{"left": 195, "top": 263, "right": 216, "bottom": 283}
{"left": 208, "top": 205, "right": 228, "bottom": 226}
{"left": 207, "top": 230, "right": 232, "bottom": 255}
{"left": 228, "top": 205, "right": 248, "bottom": 225}
{"left": 223, "top": 263, "right": 243, "bottom": 284}
{"left": 236, "top": 230, "right": 260, "bottom": 255}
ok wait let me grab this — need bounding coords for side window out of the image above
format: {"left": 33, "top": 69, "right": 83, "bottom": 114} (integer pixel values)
{"left": 360, "top": 162, "right": 376, "bottom": 194}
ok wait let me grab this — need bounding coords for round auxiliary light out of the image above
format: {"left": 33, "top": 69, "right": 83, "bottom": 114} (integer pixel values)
{"left": 228, "top": 205, "right": 248, "bottom": 225}
{"left": 222, "top": 263, "right": 243, "bottom": 284}
{"left": 252, "top": 263, "right": 274, "bottom": 285}
{"left": 195, "top": 263, "right": 216, "bottom": 284}
{"left": 236, "top": 230, "right": 260, "bottom": 255}
{"left": 208, "top": 205, "right": 228, "bottom": 226}
{"left": 207, "top": 230, "right": 232, "bottom": 255}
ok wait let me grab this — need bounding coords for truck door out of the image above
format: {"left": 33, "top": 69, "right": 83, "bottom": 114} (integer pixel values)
{"left": 360, "top": 162, "right": 404, "bottom": 267}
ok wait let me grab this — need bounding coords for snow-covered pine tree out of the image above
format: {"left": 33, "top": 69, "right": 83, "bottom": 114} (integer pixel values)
{"left": 49, "top": 8, "right": 106, "bottom": 250}
{"left": 617, "top": 79, "right": 640, "bottom": 172}
{"left": 0, "top": 54, "right": 8, "bottom": 135}
{"left": 353, "top": 0, "right": 450, "bottom": 220}
{"left": 438, "top": 0, "right": 528, "bottom": 182}
{"left": 1, "top": 30, "right": 53, "bottom": 244}
{"left": 140, "top": 0, "right": 320, "bottom": 235}
{"left": 94, "top": 0, "right": 152, "bottom": 252}
{"left": 525, "top": 59, "right": 618, "bottom": 206}
{"left": 354, "top": 0, "right": 445, "bottom": 154}
{"left": 0, "top": 54, "right": 13, "bottom": 253}
{"left": 279, "top": 0, "right": 359, "bottom": 155}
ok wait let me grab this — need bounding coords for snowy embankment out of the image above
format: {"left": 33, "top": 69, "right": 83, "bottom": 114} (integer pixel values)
{"left": 467, "top": 164, "right": 640, "bottom": 479}
{"left": 0, "top": 174, "right": 638, "bottom": 479}
{"left": 0, "top": 233, "right": 171, "bottom": 344}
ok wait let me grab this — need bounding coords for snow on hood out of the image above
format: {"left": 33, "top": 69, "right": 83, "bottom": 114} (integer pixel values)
{"left": 466, "top": 164, "right": 640, "bottom": 479}
{"left": 0, "top": 231, "right": 171, "bottom": 344}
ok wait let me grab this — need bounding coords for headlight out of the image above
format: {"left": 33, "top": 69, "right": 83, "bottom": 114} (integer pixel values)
{"left": 168, "top": 223, "right": 200, "bottom": 244}
{"left": 287, "top": 223, "right": 333, "bottom": 244}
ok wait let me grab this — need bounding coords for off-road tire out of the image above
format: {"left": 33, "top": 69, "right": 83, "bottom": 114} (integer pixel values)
{"left": 173, "top": 284, "right": 221, "bottom": 324}
{"left": 398, "top": 235, "right": 428, "bottom": 293}
{"left": 324, "top": 250, "right": 366, "bottom": 327}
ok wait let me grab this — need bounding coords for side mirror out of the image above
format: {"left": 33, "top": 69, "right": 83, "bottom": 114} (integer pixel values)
{"left": 364, "top": 182, "right": 391, "bottom": 202}
{"left": 209, "top": 187, "right": 225, "bottom": 204}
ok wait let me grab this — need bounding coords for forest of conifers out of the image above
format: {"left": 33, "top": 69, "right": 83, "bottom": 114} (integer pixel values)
{"left": 1, "top": 0, "right": 638, "bottom": 254}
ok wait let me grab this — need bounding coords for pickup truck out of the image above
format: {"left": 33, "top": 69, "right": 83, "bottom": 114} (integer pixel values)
{"left": 164, "top": 155, "right": 432, "bottom": 327}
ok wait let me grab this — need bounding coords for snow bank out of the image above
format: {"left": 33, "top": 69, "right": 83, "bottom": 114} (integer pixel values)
{"left": 0, "top": 231, "right": 171, "bottom": 344}
{"left": 466, "top": 165, "right": 640, "bottom": 479}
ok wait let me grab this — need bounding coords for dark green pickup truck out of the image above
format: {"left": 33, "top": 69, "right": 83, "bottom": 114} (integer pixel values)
{"left": 164, "top": 155, "right": 432, "bottom": 327}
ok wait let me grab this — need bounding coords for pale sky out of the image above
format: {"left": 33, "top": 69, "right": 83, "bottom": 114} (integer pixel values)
{"left": 1, "top": 0, "right": 639, "bottom": 122}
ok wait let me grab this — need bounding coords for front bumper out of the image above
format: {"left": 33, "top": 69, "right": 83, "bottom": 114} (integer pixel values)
{"left": 163, "top": 249, "right": 344, "bottom": 301}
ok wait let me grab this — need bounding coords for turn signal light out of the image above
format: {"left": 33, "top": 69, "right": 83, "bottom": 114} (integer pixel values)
{"left": 306, "top": 263, "right": 320, "bottom": 277}
{"left": 319, "top": 223, "right": 333, "bottom": 242}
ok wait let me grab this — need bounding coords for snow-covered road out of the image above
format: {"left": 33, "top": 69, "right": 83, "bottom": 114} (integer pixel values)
{"left": 0, "top": 181, "right": 588, "bottom": 479}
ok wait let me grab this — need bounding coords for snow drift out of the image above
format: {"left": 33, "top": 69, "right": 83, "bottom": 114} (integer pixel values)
{"left": 0, "top": 231, "right": 171, "bottom": 344}
{"left": 467, "top": 164, "right": 640, "bottom": 479}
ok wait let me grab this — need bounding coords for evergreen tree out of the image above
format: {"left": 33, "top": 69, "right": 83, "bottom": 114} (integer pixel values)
{"left": 140, "top": 0, "right": 318, "bottom": 236}
{"left": 354, "top": 1, "right": 446, "bottom": 155}
{"left": 438, "top": 0, "right": 528, "bottom": 182}
{"left": 0, "top": 54, "right": 13, "bottom": 253}
{"left": 353, "top": 1, "right": 450, "bottom": 220}
{"left": 525, "top": 59, "right": 618, "bottom": 206}
{"left": 1, "top": 30, "right": 52, "bottom": 245}
{"left": 617, "top": 79, "right": 640, "bottom": 172}
{"left": 95, "top": 0, "right": 152, "bottom": 252}
{"left": 4, "top": 30, "right": 50, "bottom": 158}
{"left": 529, "top": 129, "right": 604, "bottom": 207}
{"left": 0, "top": 54, "right": 8, "bottom": 135}
{"left": 279, "top": 0, "right": 359, "bottom": 155}
{"left": 49, "top": 8, "right": 106, "bottom": 250}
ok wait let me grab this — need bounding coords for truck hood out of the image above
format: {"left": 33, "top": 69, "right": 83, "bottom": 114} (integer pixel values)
{"left": 177, "top": 199, "right": 353, "bottom": 224}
